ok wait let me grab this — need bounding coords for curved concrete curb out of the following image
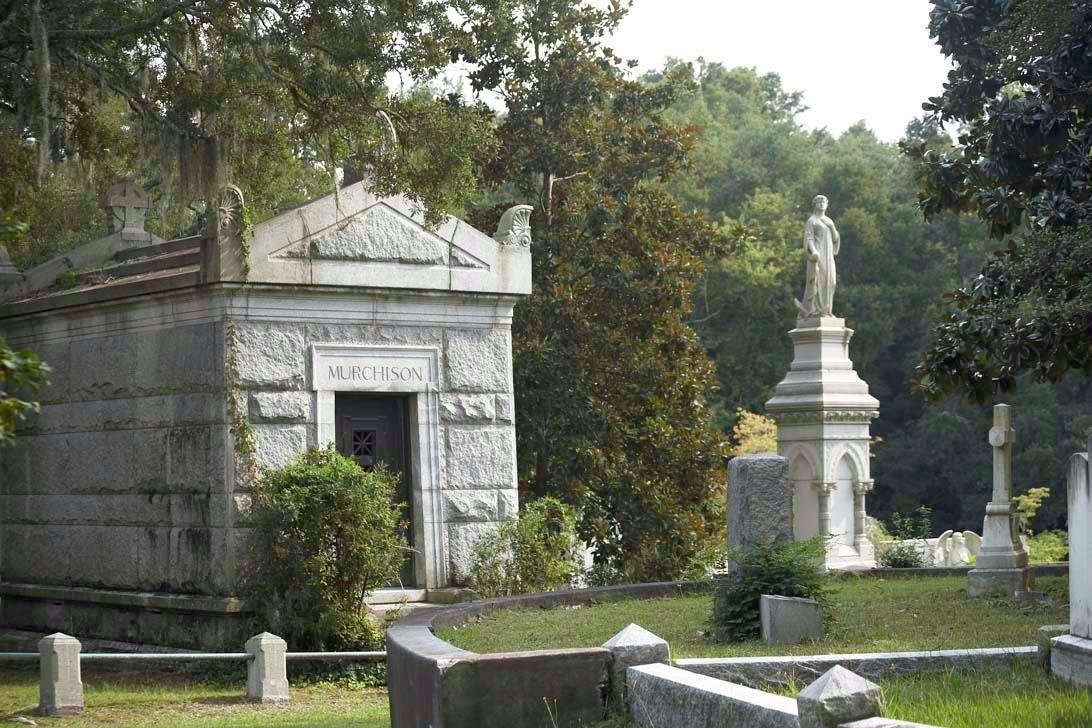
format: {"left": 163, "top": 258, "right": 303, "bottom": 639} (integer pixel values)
{"left": 386, "top": 581, "right": 710, "bottom": 728}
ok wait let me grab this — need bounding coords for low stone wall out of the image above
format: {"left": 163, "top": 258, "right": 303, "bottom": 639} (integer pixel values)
{"left": 386, "top": 581, "right": 710, "bottom": 728}
{"left": 836, "top": 562, "right": 1067, "bottom": 579}
{"left": 675, "top": 646, "right": 1038, "bottom": 688}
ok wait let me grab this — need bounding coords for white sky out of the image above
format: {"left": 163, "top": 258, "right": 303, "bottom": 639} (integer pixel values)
{"left": 608, "top": 0, "right": 953, "bottom": 142}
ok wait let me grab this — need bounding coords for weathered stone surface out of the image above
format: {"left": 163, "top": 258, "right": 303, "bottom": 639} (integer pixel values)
{"left": 967, "top": 567, "right": 1030, "bottom": 598}
{"left": 251, "top": 425, "right": 307, "bottom": 470}
{"left": 676, "top": 646, "right": 1038, "bottom": 689}
{"left": 246, "top": 632, "right": 290, "bottom": 703}
{"left": 308, "top": 205, "right": 448, "bottom": 264}
{"left": 439, "top": 393, "right": 496, "bottom": 423}
{"left": 497, "top": 489, "right": 519, "bottom": 520}
{"left": 444, "top": 490, "right": 500, "bottom": 522}
{"left": 761, "top": 594, "right": 824, "bottom": 645}
{"left": 445, "top": 427, "right": 515, "bottom": 489}
{"left": 248, "top": 391, "right": 311, "bottom": 422}
{"left": 627, "top": 662, "right": 798, "bottom": 728}
{"left": 38, "top": 633, "right": 84, "bottom": 716}
{"left": 494, "top": 394, "right": 514, "bottom": 423}
{"left": 235, "top": 325, "right": 305, "bottom": 388}
{"left": 446, "top": 329, "right": 510, "bottom": 392}
{"left": 1069, "top": 449, "right": 1091, "bottom": 639}
{"left": 1051, "top": 634, "right": 1092, "bottom": 686}
{"left": 1038, "top": 624, "right": 1070, "bottom": 669}
{"left": 447, "top": 522, "right": 501, "bottom": 582}
{"left": 728, "top": 454, "right": 792, "bottom": 557}
{"left": 796, "top": 665, "right": 882, "bottom": 728}
{"left": 603, "top": 624, "right": 670, "bottom": 705}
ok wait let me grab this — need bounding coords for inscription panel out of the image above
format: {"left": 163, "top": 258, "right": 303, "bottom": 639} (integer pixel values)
{"left": 311, "top": 345, "right": 439, "bottom": 392}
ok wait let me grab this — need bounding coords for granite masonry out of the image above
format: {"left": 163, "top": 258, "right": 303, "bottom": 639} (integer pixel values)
{"left": 0, "top": 180, "right": 531, "bottom": 648}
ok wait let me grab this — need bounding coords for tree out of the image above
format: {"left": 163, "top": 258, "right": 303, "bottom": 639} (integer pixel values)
{"left": 0, "top": 341, "right": 48, "bottom": 447}
{"left": 0, "top": 0, "right": 498, "bottom": 266}
{"left": 459, "top": 0, "right": 736, "bottom": 580}
{"left": 906, "top": 1, "right": 1092, "bottom": 400}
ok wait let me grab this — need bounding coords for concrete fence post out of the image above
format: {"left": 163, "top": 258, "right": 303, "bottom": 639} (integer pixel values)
{"left": 602, "top": 623, "right": 669, "bottom": 705}
{"left": 38, "top": 632, "right": 84, "bottom": 716}
{"left": 245, "top": 632, "right": 290, "bottom": 703}
{"left": 797, "top": 665, "right": 882, "bottom": 728}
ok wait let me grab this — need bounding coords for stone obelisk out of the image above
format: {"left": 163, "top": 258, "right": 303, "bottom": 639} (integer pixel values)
{"left": 765, "top": 195, "right": 879, "bottom": 568}
{"left": 968, "top": 404, "right": 1031, "bottom": 597}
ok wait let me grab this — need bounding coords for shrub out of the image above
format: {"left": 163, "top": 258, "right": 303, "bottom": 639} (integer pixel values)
{"left": 877, "top": 542, "right": 927, "bottom": 569}
{"left": 468, "top": 497, "right": 581, "bottom": 598}
{"left": 243, "top": 444, "right": 409, "bottom": 650}
{"left": 1026, "top": 530, "right": 1068, "bottom": 563}
{"left": 887, "top": 505, "right": 933, "bottom": 540}
{"left": 710, "top": 538, "right": 828, "bottom": 642}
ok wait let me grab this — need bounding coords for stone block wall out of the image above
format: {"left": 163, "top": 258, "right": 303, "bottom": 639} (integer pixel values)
{"left": 0, "top": 320, "right": 234, "bottom": 596}
{"left": 233, "top": 315, "right": 519, "bottom": 585}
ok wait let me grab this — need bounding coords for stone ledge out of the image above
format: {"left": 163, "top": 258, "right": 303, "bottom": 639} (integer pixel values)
{"left": 676, "top": 646, "right": 1038, "bottom": 689}
{"left": 834, "top": 562, "right": 1068, "bottom": 579}
{"left": 0, "top": 582, "right": 249, "bottom": 615}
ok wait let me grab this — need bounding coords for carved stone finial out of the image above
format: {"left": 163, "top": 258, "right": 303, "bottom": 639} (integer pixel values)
{"left": 493, "top": 205, "right": 533, "bottom": 247}
{"left": 217, "top": 185, "right": 246, "bottom": 242}
{"left": 98, "top": 179, "right": 150, "bottom": 240}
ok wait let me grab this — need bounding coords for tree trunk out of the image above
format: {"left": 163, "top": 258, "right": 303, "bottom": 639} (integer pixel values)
{"left": 31, "top": 0, "right": 50, "bottom": 186}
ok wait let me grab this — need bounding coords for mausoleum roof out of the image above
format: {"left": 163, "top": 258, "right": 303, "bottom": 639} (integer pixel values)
{"left": 0, "top": 180, "right": 531, "bottom": 319}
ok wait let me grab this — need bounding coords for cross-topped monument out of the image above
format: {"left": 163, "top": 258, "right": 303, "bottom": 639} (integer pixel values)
{"left": 968, "top": 403, "right": 1032, "bottom": 597}
{"left": 98, "top": 179, "right": 150, "bottom": 242}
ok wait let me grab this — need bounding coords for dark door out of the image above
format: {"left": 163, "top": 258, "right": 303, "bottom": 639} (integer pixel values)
{"left": 334, "top": 394, "right": 414, "bottom": 586}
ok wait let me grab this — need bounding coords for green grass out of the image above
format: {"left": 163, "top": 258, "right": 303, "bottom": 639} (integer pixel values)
{"left": 880, "top": 664, "right": 1092, "bottom": 728}
{"left": 0, "top": 668, "right": 390, "bottom": 727}
{"left": 437, "top": 576, "right": 1070, "bottom": 658}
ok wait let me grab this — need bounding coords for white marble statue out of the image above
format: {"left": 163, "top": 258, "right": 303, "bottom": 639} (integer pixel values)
{"left": 934, "top": 529, "right": 983, "bottom": 566}
{"left": 796, "top": 194, "right": 840, "bottom": 318}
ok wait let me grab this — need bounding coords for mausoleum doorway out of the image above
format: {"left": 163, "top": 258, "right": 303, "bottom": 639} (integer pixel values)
{"left": 335, "top": 393, "right": 414, "bottom": 585}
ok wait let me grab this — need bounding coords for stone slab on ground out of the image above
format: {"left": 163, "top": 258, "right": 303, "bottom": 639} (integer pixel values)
{"left": 1051, "top": 634, "right": 1092, "bottom": 687}
{"left": 841, "top": 720, "right": 944, "bottom": 728}
{"left": 727, "top": 453, "right": 792, "bottom": 558}
{"left": 627, "top": 662, "right": 798, "bottom": 728}
{"left": 761, "top": 594, "right": 824, "bottom": 645}
{"left": 676, "top": 646, "right": 1038, "bottom": 688}
{"left": 796, "top": 665, "right": 882, "bottom": 728}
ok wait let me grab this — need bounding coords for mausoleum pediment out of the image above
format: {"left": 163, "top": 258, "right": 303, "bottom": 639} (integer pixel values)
{"left": 247, "top": 181, "right": 529, "bottom": 295}
{"left": 272, "top": 202, "right": 488, "bottom": 271}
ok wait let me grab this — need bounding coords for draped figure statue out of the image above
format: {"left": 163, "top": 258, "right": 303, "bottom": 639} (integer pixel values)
{"left": 795, "top": 194, "right": 840, "bottom": 318}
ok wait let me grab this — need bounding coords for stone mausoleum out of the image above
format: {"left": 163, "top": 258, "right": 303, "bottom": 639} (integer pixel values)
{"left": 0, "top": 180, "right": 531, "bottom": 648}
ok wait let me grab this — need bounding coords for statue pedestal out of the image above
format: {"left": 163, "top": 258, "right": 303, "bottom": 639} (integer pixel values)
{"left": 766, "top": 317, "right": 879, "bottom": 569}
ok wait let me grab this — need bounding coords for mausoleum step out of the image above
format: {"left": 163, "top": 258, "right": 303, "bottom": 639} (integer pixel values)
{"left": 81, "top": 247, "right": 201, "bottom": 283}
{"left": 112, "top": 235, "right": 204, "bottom": 263}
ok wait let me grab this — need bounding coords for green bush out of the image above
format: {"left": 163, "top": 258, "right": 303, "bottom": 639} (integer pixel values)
{"left": 710, "top": 538, "right": 828, "bottom": 642}
{"left": 1026, "top": 530, "right": 1068, "bottom": 563}
{"left": 887, "top": 505, "right": 933, "bottom": 540}
{"left": 877, "top": 541, "right": 927, "bottom": 569}
{"left": 468, "top": 496, "right": 581, "bottom": 598}
{"left": 243, "top": 444, "right": 409, "bottom": 650}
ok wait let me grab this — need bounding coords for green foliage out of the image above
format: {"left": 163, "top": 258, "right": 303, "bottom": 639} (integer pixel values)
{"left": 467, "top": 497, "right": 581, "bottom": 598}
{"left": 1025, "top": 530, "right": 1068, "bottom": 563}
{"left": 888, "top": 506, "right": 933, "bottom": 540}
{"left": 906, "top": 2, "right": 1092, "bottom": 400}
{"left": 1012, "top": 487, "right": 1050, "bottom": 535}
{"left": 0, "top": 340, "right": 50, "bottom": 447}
{"left": 243, "top": 444, "right": 408, "bottom": 650}
{"left": 710, "top": 538, "right": 828, "bottom": 642}
{"left": 728, "top": 409, "right": 778, "bottom": 457}
{"left": 462, "top": 2, "right": 733, "bottom": 581}
{"left": 1, "top": 0, "right": 501, "bottom": 266}
{"left": 53, "top": 269, "right": 78, "bottom": 290}
{"left": 878, "top": 542, "right": 928, "bottom": 569}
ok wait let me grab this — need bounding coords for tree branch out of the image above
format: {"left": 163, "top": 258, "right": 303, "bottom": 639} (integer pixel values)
{"left": 48, "top": 0, "right": 205, "bottom": 41}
